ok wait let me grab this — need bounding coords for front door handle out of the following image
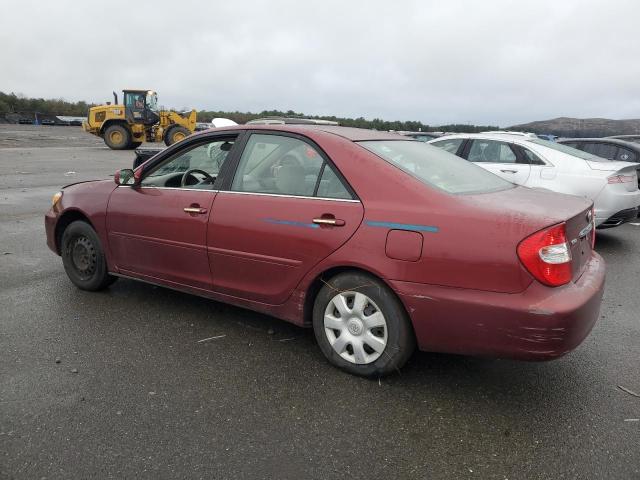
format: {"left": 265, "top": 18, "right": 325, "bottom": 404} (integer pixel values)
{"left": 184, "top": 206, "right": 207, "bottom": 214}
{"left": 313, "top": 217, "right": 345, "bottom": 226}
{"left": 500, "top": 169, "right": 518, "bottom": 174}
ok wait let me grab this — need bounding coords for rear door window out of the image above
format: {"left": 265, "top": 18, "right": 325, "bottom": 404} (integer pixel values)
{"left": 231, "top": 133, "right": 353, "bottom": 199}
{"left": 467, "top": 140, "right": 517, "bottom": 163}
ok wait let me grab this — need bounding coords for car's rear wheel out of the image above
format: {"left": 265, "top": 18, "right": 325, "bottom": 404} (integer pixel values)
{"left": 312, "top": 272, "right": 415, "bottom": 377}
{"left": 61, "top": 221, "right": 117, "bottom": 291}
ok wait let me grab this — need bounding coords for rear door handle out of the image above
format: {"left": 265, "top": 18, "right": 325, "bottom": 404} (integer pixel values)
{"left": 313, "top": 217, "right": 345, "bottom": 226}
{"left": 500, "top": 169, "right": 518, "bottom": 174}
{"left": 184, "top": 206, "right": 207, "bottom": 214}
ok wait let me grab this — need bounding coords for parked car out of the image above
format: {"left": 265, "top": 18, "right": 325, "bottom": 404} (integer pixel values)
{"left": 536, "top": 134, "right": 558, "bottom": 142}
{"left": 396, "top": 131, "right": 444, "bottom": 141}
{"left": 429, "top": 133, "right": 640, "bottom": 228}
{"left": 46, "top": 125, "right": 605, "bottom": 376}
{"left": 557, "top": 137, "right": 640, "bottom": 164}
{"left": 133, "top": 147, "right": 165, "bottom": 168}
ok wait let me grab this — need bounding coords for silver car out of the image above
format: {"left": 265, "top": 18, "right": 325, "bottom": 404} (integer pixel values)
{"left": 429, "top": 133, "right": 640, "bottom": 228}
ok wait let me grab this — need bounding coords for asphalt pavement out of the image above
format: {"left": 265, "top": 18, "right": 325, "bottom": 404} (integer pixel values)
{"left": 1, "top": 125, "right": 639, "bottom": 480}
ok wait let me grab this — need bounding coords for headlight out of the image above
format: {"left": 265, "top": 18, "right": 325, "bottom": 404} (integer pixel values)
{"left": 52, "top": 191, "right": 63, "bottom": 206}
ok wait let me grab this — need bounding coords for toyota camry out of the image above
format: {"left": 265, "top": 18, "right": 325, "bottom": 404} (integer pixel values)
{"left": 45, "top": 125, "right": 605, "bottom": 377}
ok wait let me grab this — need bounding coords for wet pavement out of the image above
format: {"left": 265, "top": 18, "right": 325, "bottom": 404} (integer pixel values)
{"left": 1, "top": 125, "right": 639, "bottom": 479}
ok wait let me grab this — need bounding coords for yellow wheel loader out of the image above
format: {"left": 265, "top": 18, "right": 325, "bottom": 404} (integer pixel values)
{"left": 82, "top": 90, "right": 197, "bottom": 150}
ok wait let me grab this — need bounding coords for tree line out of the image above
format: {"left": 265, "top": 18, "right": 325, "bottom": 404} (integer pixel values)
{"left": 197, "top": 108, "right": 498, "bottom": 133}
{"left": 0, "top": 92, "right": 94, "bottom": 117}
{"left": 0, "top": 91, "right": 498, "bottom": 132}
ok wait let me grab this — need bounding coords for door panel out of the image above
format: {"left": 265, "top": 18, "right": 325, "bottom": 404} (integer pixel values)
{"left": 107, "top": 187, "right": 215, "bottom": 289}
{"left": 466, "top": 139, "right": 531, "bottom": 185}
{"left": 208, "top": 193, "right": 364, "bottom": 304}
{"left": 480, "top": 163, "right": 531, "bottom": 185}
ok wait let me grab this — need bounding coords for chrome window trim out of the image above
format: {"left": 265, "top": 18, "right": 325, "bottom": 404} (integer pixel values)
{"left": 222, "top": 190, "right": 361, "bottom": 203}
{"left": 116, "top": 185, "right": 360, "bottom": 202}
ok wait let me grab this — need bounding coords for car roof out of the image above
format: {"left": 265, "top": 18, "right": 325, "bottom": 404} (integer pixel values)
{"left": 194, "top": 124, "right": 407, "bottom": 142}
{"left": 246, "top": 117, "right": 339, "bottom": 126}
{"left": 430, "top": 132, "right": 535, "bottom": 143}
{"left": 396, "top": 131, "right": 441, "bottom": 135}
{"left": 557, "top": 138, "right": 640, "bottom": 149}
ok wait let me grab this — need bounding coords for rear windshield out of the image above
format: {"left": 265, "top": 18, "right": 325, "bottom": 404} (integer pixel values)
{"left": 359, "top": 140, "right": 513, "bottom": 194}
{"left": 528, "top": 138, "right": 597, "bottom": 160}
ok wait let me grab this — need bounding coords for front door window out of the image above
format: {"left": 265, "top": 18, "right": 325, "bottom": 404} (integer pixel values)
{"left": 141, "top": 138, "right": 235, "bottom": 189}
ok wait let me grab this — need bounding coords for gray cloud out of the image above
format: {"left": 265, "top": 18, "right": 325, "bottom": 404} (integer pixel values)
{"left": 1, "top": 0, "right": 638, "bottom": 126}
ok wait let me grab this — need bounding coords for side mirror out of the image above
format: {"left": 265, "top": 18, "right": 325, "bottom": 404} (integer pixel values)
{"left": 114, "top": 168, "right": 138, "bottom": 186}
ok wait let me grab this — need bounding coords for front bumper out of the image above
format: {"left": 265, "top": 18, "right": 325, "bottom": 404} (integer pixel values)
{"left": 390, "top": 252, "right": 605, "bottom": 360}
{"left": 45, "top": 209, "right": 59, "bottom": 254}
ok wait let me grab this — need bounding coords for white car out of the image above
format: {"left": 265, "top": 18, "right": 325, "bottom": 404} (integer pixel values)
{"left": 428, "top": 133, "right": 640, "bottom": 228}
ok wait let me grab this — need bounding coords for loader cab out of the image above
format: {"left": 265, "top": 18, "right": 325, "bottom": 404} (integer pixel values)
{"left": 123, "top": 89, "right": 160, "bottom": 126}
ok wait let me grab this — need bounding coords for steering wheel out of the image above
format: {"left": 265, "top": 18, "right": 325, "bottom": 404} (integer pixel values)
{"left": 180, "top": 169, "right": 215, "bottom": 187}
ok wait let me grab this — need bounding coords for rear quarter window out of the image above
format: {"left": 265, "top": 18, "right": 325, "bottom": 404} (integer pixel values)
{"left": 431, "top": 138, "right": 464, "bottom": 154}
{"left": 359, "top": 140, "right": 513, "bottom": 195}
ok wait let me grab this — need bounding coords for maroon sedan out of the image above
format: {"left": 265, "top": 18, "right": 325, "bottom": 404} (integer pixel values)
{"left": 45, "top": 125, "right": 605, "bottom": 377}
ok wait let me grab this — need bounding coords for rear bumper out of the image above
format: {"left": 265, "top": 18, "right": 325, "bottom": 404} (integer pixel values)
{"left": 597, "top": 206, "right": 639, "bottom": 229}
{"left": 594, "top": 189, "right": 640, "bottom": 227}
{"left": 391, "top": 252, "right": 605, "bottom": 360}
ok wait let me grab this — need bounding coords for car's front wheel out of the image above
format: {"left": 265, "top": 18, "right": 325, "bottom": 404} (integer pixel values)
{"left": 61, "top": 221, "right": 117, "bottom": 291}
{"left": 312, "top": 272, "right": 415, "bottom": 377}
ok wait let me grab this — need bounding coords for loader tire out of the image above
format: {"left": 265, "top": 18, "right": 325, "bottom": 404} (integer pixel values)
{"left": 104, "top": 124, "right": 131, "bottom": 150}
{"left": 164, "top": 126, "right": 190, "bottom": 146}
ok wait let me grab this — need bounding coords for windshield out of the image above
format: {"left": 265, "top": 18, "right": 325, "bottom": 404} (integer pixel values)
{"left": 146, "top": 92, "right": 158, "bottom": 112}
{"left": 528, "top": 138, "right": 598, "bottom": 160}
{"left": 359, "top": 140, "right": 513, "bottom": 194}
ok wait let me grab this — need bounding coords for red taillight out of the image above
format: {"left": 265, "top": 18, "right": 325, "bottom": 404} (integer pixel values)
{"left": 517, "top": 223, "right": 572, "bottom": 287}
{"left": 607, "top": 174, "right": 635, "bottom": 184}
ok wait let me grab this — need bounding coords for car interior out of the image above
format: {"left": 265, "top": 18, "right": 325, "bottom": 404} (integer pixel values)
{"left": 138, "top": 134, "right": 352, "bottom": 198}
{"left": 233, "top": 136, "right": 351, "bottom": 198}
{"left": 140, "top": 138, "right": 235, "bottom": 189}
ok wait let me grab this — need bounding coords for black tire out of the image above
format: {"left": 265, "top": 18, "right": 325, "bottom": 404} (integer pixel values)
{"left": 61, "top": 221, "right": 117, "bottom": 291}
{"left": 103, "top": 124, "right": 131, "bottom": 150}
{"left": 164, "top": 126, "right": 190, "bottom": 146}
{"left": 312, "top": 272, "right": 415, "bottom": 377}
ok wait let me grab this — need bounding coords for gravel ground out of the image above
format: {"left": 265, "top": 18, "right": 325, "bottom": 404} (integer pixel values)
{"left": 1, "top": 125, "right": 639, "bottom": 480}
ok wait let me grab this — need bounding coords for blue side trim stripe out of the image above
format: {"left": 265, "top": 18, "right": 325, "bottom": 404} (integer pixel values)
{"left": 263, "top": 218, "right": 319, "bottom": 229}
{"left": 365, "top": 220, "right": 439, "bottom": 233}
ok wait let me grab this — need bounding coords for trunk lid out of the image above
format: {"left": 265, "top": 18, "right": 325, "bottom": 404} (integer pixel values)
{"left": 585, "top": 159, "right": 639, "bottom": 172}
{"left": 461, "top": 185, "right": 594, "bottom": 282}
{"left": 564, "top": 206, "right": 594, "bottom": 281}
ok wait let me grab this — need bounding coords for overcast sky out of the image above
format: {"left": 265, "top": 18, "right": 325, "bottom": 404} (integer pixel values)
{"left": 1, "top": 0, "right": 638, "bottom": 126}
